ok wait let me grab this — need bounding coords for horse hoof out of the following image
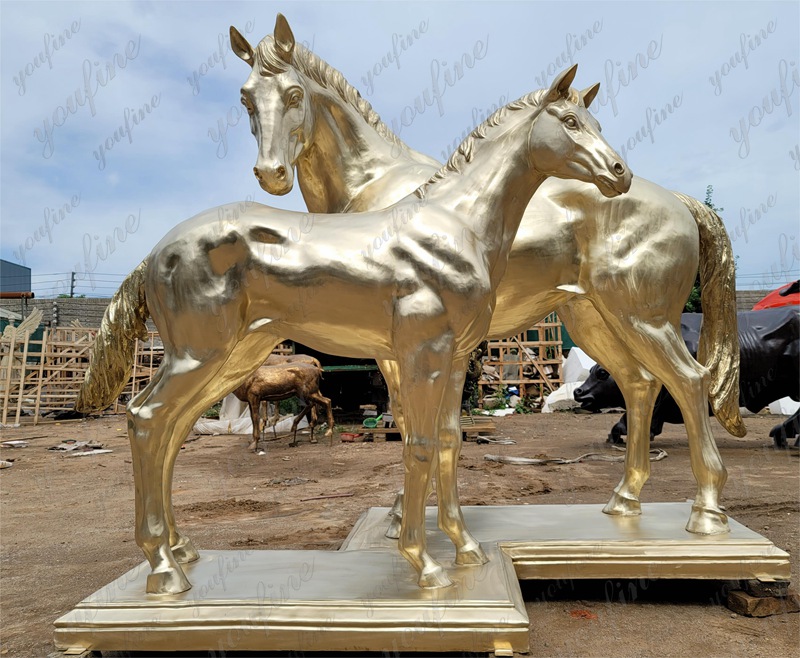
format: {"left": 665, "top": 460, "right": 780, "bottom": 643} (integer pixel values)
{"left": 385, "top": 517, "right": 401, "bottom": 540}
{"left": 686, "top": 506, "right": 729, "bottom": 535}
{"left": 171, "top": 539, "right": 200, "bottom": 564}
{"left": 418, "top": 564, "right": 453, "bottom": 589}
{"left": 146, "top": 567, "right": 192, "bottom": 595}
{"left": 310, "top": 437, "right": 318, "bottom": 444}
{"left": 455, "top": 543, "right": 488, "bottom": 566}
{"left": 602, "top": 492, "right": 641, "bottom": 516}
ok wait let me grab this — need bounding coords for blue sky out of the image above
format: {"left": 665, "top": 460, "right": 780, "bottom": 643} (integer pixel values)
{"left": 1, "top": 0, "right": 798, "bottom": 298}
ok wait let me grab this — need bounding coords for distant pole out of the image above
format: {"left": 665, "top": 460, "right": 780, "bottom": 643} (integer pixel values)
{"left": 69, "top": 272, "right": 76, "bottom": 298}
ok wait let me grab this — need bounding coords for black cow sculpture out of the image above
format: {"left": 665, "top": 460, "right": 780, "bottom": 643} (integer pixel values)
{"left": 574, "top": 308, "right": 799, "bottom": 447}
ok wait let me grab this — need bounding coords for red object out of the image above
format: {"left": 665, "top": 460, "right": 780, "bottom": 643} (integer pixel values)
{"left": 569, "top": 609, "right": 598, "bottom": 620}
{"left": 752, "top": 280, "right": 800, "bottom": 310}
{"left": 0, "top": 292, "right": 34, "bottom": 299}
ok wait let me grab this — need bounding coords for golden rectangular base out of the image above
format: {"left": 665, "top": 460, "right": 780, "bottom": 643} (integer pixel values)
{"left": 342, "top": 503, "right": 790, "bottom": 581}
{"left": 53, "top": 545, "right": 528, "bottom": 654}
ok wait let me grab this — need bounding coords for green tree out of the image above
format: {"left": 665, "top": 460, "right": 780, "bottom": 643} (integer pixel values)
{"left": 684, "top": 185, "right": 725, "bottom": 313}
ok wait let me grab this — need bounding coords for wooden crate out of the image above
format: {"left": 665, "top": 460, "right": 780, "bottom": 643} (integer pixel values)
{"left": 477, "top": 312, "right": 563, "bottom": 405}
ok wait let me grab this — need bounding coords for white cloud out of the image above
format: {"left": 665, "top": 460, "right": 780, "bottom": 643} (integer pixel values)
{"left": 2, "top": 1, "right": 798, "bottom": 292}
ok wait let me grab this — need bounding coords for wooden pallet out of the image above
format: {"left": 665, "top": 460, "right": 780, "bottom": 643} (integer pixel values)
{"left": 359, "top": 417, "right": 496, "bottom": 441}
{"left": 0, "top": 325, "right": 294, "bottom": 425}
{"left": 477, "top": 312, "right": 563, "bottom": 405}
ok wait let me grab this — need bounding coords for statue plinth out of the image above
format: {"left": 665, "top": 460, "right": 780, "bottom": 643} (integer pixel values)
{"left": 53, "top": 545, "right": 528, "bottom": 656}
{"left": 342, "top": 502, "right": 790, "bottom": 582}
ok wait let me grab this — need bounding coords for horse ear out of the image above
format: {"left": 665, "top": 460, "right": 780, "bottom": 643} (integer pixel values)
{"left": 546, "top": 64, "right": 578, "bottom": 102}
{"left": 274, "top": 13, "right": 296, "bottom": 62}
{"left": 230, "top": 26, "right": 255, "bottom": 67}
{"left": 580, "top": 82, "right": 601, "bottom": 108}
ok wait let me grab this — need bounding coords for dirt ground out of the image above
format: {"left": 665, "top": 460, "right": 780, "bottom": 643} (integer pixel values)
{"left": 0, "top": 411, "right": 798, "bottom": 657}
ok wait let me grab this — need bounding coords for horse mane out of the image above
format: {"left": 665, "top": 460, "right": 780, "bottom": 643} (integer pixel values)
{"left": 414, "top": 87, "right": 583, "bottom": 199}
{"left": 254, "top": 36, "right": 406, "bottom": 151}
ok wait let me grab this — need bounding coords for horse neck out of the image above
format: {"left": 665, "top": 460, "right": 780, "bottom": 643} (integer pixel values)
{"left": 426, "top": 118, "right": 545, "bottom": 278}
{"left": 295, "top": 86, "right": 434, "bottom": 213}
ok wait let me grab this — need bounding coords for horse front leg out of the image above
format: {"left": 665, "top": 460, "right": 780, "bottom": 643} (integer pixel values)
{"left": 247, "top": 394, "right": 261, "bottom": 451}
{"left": 436, "top": 354, "right": 487, "bottom": 566}
{"left": 394, "top": 329, "right": 455, "bottom": 588}
{"left": 379, "top": 359, "right": 436, "bottom": 540}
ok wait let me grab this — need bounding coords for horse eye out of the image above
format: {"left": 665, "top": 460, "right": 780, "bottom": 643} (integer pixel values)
{"left": 287, "top": 91, "right": 303, "bottom": 108}
{"left": 597, "top": 368, "right": 609, "bottom": 380}
{"left": 564, "top": 116, "right": 578, "bottom": 129}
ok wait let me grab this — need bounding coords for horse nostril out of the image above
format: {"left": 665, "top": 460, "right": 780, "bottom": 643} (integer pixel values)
{"left": 275, "top": 165, "right": 287, "bottom": 180}
{"left": 613, "top": 162, "right": 625, "bottom": 176}
{"left": 253, "top": 167, "right": 262, "bottom": 181}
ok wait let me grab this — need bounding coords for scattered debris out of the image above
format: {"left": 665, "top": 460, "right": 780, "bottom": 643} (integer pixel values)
{"left": 569, "top": 609, "right": 598, "bottom": 620}
{"left": 66, "top": 449, "right": 113, "bottom": 457}
{"left": 300, "top": 493, "right": 354, "bottom": 502}
{"left": 1, "top": 440, "right": 28, "bottom": 448}
{"left": 476, "top": 436, "right": 517, "bottom": 445}
{"left": 484, "top": 448, "right": 667, "bottom": 466}
{"left": 0, "top": 460, "right": 13, "bottom": 469}
{"left": 268, "top": 477, "right": 316, "bottom": 486}
{"left": 48, "top": 440, "right": 108, "bottom": 455}
{"left": 340, "top": 433, "right": 363, "bottom": 442}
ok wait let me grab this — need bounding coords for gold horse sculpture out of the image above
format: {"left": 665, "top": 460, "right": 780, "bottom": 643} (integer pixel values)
{"left": 232, "top": 360, "right": 333, "bottom": 449}
{"left": 78, "top": 47, "right": 630, "bottom": 593}
{"left": 221, "top": 16, "right": 743, "bottom": 537}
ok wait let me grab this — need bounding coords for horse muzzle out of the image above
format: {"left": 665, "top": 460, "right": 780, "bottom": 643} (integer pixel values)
{"left": 596, "top": 162, "right": 632, "bottom": 198}
{"left": 253, "top": 163, "right": 293, "bottom": 195}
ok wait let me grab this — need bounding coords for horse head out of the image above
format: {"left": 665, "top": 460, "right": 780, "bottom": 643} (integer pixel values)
{"left": 528, "top": 65, "right": 632, "bottom": 197}
{"left": 231, "top": 14, "right": 313, "bottom": 195}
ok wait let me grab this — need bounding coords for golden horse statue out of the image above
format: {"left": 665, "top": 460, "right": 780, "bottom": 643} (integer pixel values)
{"left": 229, "top": 16, "right": 744, "bottom": 538}
{"left": 77, "top": 47, "right": 630, "bottom": 594}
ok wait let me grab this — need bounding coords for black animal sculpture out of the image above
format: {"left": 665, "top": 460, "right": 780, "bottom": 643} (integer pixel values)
{"left": 574, "top": 308, "right": 799, "bottom": 447}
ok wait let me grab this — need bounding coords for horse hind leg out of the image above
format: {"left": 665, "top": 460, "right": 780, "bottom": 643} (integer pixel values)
{"left": 602, "top": 377, "right": 661, "bottom": 516}
{"left": 129, "top": 349, "right": 240, "bottom": 594}
{"left": 559, "top": 301, "right": 661, "bottom": 516}
{"left": 161, "top": 335, "right": 285, "bottom": 569}
{"left": 614, "top": 320, "right": 729, "bottom": 534}
{"left": 308, "top": 391, "right": 334, "bottom": 442}
{"left": 289, "top": 401, "right": 309, "bottom": 446}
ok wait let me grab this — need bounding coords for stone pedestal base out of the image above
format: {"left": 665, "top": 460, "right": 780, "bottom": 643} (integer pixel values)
{"left": 54, "top": 545, "right": 528, "bottom": 655}
{"left": 342, "top": 503, "right": 791, "bottom": 581}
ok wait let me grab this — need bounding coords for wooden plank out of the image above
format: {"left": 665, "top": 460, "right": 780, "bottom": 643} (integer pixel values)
{"left": 1, "top": 331, "right": 17, "bottom": 425}
{"left": 13, "top": 330, "right": 32, "bottom": 425}
{"left": 34, "top": 329, "right": 48, "bottom": 421}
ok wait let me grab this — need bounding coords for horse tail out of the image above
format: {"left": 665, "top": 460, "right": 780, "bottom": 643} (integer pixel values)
{"left": 75, "top": 260, "right": 151, "bottom": 413}
{"left": 673, "top": 192, "right": 746, "bottom": 437}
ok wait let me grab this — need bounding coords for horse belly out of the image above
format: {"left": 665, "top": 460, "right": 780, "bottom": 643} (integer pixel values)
{"left": 248, "top": 278, "right": 397, "bottom": 361}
